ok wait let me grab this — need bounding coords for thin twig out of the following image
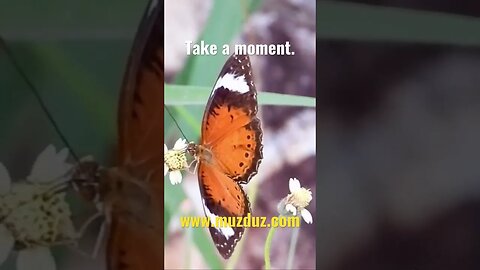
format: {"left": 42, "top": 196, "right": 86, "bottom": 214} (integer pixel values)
{"left": 264, "top": 225, "right": 277, "bottom": 269}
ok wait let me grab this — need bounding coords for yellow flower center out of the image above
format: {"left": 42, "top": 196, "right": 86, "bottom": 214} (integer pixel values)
{"left": 1, "top": 183, "right": 76, "bottom": 248}
{"left": 164, "top": 150, "right": 187, "bottom": 171}
{"left": 287, "top": 187, "right": 312, "bottom": 209}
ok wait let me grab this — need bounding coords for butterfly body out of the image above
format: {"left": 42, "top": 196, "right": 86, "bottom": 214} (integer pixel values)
{"left": 188, "top": 54, "right": 263, "bottom": 259}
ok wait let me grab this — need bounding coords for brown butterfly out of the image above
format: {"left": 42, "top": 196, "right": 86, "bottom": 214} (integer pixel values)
{"left": 72, "top": 0, "right": 164, "bottom": 269}
{"left": 187, "top": 54, "right": 263, "bottom": 259}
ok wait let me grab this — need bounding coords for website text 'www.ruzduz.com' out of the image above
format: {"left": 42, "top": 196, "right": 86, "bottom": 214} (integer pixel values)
{"left": 180, "top": 213, "right": 300, "bottom": 228}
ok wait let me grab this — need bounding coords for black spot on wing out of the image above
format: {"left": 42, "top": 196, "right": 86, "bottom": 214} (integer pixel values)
{"left": 117, "top": 249, "right": 130, "bottom": 270}
{"left": 234, "top": 117, "right": 263, "bottom": 185}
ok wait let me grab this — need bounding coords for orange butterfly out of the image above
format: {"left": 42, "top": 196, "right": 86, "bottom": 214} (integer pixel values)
{"left": 187, "top": 54, "right": 263, "bottom": 259}
{"left": 72, "top": 1, "right": 164, "bottom": 269}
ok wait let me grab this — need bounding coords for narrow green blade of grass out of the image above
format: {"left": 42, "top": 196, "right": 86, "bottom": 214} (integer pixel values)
{"left": 191, "top": 228, "right": 224, "bottom": 269}
{"left": 164, "top": 181, "right": 186, "bottom": 223}
{"left": 164, "top": 181, "right": 185, "bottom": 241}
{"left": 173, "top": 106, "right": 202, "bottom": 137}
{"left": 164, "top": 205, "right": 171, "bottom": 240}
{"left": 165, "top": 84, "right": 316, "bottom": 107}
{"left": 175, "top": 1, "right": 250, "bottom": 86}
{"left": 247, "top": 0, "right": 263, "bottom": 14}
{"left": 317, "top": 0, "right": 480, "bottom": 46}
{"left": 164, "top": 181, "right": 224, "bottom": 268}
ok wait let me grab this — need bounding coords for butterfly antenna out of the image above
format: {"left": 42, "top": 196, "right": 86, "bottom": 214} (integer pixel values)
{"left": 0, "top": 38, "right": 80, "bottom": 162}
{"left": 164, "top": 105, "right": 190, "bottom": 142}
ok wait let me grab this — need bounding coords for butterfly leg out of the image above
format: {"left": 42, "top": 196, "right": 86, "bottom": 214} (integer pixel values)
{"left": 92, "top": 221, "right": 106, "bottom": 259}
{"left": 75, "top": 211, "right": 106, "bottom": 258}
{"left": 187, "top": 159, "right": 199, "bottom": 174}
{"left": 77, "top": 211, "right": 104, "bottom": 239}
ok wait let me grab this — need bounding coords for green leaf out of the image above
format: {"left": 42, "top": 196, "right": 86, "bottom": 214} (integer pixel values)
{"left": 191, "top": 228, "right": 224, "bottom": 269}
{"left": 165, "top": 84, "right": 316, "bottom": 107}
{"left": 175, "top": 1, "right": 248, "bottom": 85}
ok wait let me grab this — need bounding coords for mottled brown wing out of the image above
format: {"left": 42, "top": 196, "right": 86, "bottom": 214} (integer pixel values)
{"left": 107, "top": 0, "right": 164, "bottom": 269}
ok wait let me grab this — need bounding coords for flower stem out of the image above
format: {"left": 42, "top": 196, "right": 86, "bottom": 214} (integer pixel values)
{"left": 286, "top": 226, "right": 300, "bottom": 269}
{"left": 264, "top": 225, "right": 277, "bottom": 269}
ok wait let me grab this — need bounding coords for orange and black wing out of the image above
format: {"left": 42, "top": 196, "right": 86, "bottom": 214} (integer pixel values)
{"left": 198, "top": 162, "right": 250, "bottom": 259}
{"left": 200, "top": 54, "right": 263, "bottom": 184}
{"left": 198, "top": 54, "right": 263, "bottom": 259}
{"left": 118, "top": 0, "right": 164, "bottom": 167}
{"left": 107, "top": 1, "right": 164, "bottom": 269}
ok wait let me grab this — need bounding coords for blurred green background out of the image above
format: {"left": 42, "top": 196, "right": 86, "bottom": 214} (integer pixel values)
{"left": 0, "top": 1, "right": 146, "bottom": 269}
{"left": 0, "top": 0, "right": 147, "bottom": 169}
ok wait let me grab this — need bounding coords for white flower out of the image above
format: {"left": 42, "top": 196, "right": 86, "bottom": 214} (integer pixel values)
{"left": 28, "top": 145, "right": 72, "bottom": 183}
{"left": 285, "top": 203, "right": 297, "bottom": 216}
{"left": 278, "top": 178, "right": 313, "bottom": 224}
{"left": 164, "top": 138, "right": 188, "bottom": 185}
{"left": 0, "top": 145, "right": 77, "bottom": 270}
